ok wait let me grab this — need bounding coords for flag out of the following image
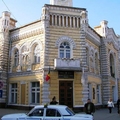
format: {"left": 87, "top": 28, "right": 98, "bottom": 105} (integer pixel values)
{"left": 45, "top": 67, "right": 50, "bottom": 81}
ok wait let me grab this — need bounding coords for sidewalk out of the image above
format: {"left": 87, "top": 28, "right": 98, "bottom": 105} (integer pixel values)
{"left": 0, "top": 107, "right": 119, "bottom": 120}
{"left": 93, "top": 107, "right": 120, "bottom": 120}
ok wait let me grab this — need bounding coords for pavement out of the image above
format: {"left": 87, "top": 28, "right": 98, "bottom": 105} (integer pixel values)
{"left": 0, "top": 107, "right": 120, "bottom": 120}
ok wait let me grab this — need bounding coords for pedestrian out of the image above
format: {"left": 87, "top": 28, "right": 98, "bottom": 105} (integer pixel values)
{"left": 117, "top": 98, "right": 120, "bottom": 114}
{"left": 50, "top": 96, "right": 58, "bottom": 105}
{"left": 84, "top": 99, "right": 95, "bottom": 116}
{"left": 107, "top": 98, "right": 114, "bottom": 113}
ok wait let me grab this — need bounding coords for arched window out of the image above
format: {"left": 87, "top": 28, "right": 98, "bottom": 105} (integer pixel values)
{"left": 95, "top": 53, "right": 99, "bottom": 74}
{"left": 86, "top": 47, "right": 89, "bottom": 70}
{"left": 90, "top": 57, "right": 94, "bottom": 73}
{"left": 110, "top": 54, "right": 115, "bottom": 77}
{"left": 34, "top": 45, "right": 40, "bottom": 63}
{"left": 21, "top": 46, "right": 27, "bottom": 65}
{"left": 14, "top": 49, "right": 19, "bottom": 66}
{"left": 59, "top": 42, "right": 70, "bottom": 58}
{"left": 22, "top": 46, "right": 27, "bottom": 53}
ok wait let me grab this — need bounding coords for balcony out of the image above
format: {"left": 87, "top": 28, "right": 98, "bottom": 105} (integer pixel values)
{"left": 54, "top": 58, "right": 81, "bottom": 71}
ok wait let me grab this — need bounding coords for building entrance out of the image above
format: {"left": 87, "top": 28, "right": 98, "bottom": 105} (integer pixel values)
{"left": 59, "top": 81, "right": 73, "bottom": 108}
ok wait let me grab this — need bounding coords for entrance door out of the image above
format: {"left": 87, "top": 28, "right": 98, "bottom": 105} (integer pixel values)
{"left": 59, "top": 81, "right": 73, "bottom": 108}
{"left": 21, "top": 84, "right": 25, "bottom": 104}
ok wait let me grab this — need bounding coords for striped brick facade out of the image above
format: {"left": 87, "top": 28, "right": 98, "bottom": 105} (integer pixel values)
{"left": 0, "top": 0, "right": 119, "bottom": 109}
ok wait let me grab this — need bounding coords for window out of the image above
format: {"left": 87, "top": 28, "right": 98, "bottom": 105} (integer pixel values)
{"left": 22, "top": 46, "right": 28, "bottom": 65}
{"left": 59, "top": 42, "right": 70, "bottom": 58}
{"left": 65, "top": 107, "right": 75, "bottom": 116}
{"left": 57, "top": 16, "right": 59, "bottom": 26}
{"left": 50, "top": 15, "right": 52, "bottom": 25}
{"left": 86, "top": 48, "right": 89, "bottom": 69}
{"left": 46, "top": 109, "right": 61, "bottom": 117}
{"left": 30, "top": 108, "right": 44, "bottom": 116}
{"left": 110, "top": 54, "right": 115, "bottom": 77}
{"left": 88, "top": 83, "right": 92, "bottom": 100}
{"left": 97, "top": 85, "right": 100, "bottom": 103}
{"left": 31, "top": 82, "right": 40, "bottom": 104}
{"left": 93, "top": 88, "right": 95, "bottom": 99}
{"left": 95, "top": 53, "right": 99, "bottom": 74}
{"left": 14, "top": 49, "right": 19, "bottom": 66}
{"left": 10, "top": 83, "right": 17, "bottom": 103}
{"left": 34, "top": 45, "right": 40, "bottom": 63}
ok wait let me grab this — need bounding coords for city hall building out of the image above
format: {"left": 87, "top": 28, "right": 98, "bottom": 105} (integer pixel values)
{"left": 0, "top": 0, "right": 120, "bottom": 110}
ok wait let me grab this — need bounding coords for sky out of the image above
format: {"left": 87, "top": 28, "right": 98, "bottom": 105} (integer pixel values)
{"left": 0, "top": 0, "right": 120, "bottom": 35}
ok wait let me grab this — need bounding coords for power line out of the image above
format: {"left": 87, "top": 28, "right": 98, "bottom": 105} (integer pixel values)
{"left": 2, "top": 0, "right": 22, "bottom": 26}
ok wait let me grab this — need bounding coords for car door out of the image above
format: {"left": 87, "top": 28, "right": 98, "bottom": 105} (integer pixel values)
{"left": 19, "top": 108, "right": 44, "bottom": 120}
{"left": 45, "top": 108, "right": 63, "bottom": 120}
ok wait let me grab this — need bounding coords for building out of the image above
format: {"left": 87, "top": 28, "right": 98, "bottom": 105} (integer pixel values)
{"left": 0, "top": 0, "right": 120, "bottom": 110}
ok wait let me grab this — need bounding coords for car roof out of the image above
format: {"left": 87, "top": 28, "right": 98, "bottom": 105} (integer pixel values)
{"left": 34, "top": 105, "right": 67, "bottom": 109}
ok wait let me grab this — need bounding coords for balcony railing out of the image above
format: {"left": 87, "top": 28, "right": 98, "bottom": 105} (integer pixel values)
{"left": 54, "top": 58, "right": 81, "bottom": 70}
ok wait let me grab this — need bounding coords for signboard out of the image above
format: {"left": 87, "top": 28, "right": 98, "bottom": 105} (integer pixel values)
{"left": 58, "top": 71, "right": 74, "bottom": 79}
{"left": 0, "top": 90, "right": 3, "bottom": 98}
{"left": 0, "top": 81, "right": 3, "bottom": 89}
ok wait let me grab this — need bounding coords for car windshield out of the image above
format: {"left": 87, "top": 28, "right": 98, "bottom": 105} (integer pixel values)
{"left": 27, "top": 107, "right": 37, "bottom": 116}
{"left": 65, "top": 107, "right": 75, "bottom": 116}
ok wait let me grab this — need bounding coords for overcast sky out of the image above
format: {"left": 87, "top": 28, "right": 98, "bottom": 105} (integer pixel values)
{"left": 0, "top": 0, "right": 120, "bottom": 35}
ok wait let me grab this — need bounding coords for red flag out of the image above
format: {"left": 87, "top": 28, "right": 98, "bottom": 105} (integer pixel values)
{"left": 45, "top": 67, "right": 50, "bottom": 81}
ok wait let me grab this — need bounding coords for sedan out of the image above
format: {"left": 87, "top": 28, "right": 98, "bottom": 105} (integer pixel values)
{"left": 1, "top": 104, "right": 93, "bottom": 120}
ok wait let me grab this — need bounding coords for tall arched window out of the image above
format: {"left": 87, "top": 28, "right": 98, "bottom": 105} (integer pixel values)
{"left": 59, "top": 42, "right": 70, "bottom": 58}
{"left": 95, "top": 53, "right": 99, "bottom": 74}
{"left": 21, "top": 46, "right": 27, "bottom": 65}
{"left": 14, "top": 49, "right": 19, "bottom": 66}
{"left": 110, "top": 54, "right": 115, "bottom": 77}
{"left": 34, "top": 45, "right": 40, "bottom": 63}
{"left": 90, "top": 57, "right": 94, "bottom": 73}
{"left": 86, "top": 47, "right": 89, "bottom": 70}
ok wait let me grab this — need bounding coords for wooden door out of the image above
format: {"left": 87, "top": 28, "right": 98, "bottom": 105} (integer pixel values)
{"left": 21, "top": 84, "right": 25, "bottom": 104}
{"left": 59, "top": 81, "right": 73, "bottom": 108}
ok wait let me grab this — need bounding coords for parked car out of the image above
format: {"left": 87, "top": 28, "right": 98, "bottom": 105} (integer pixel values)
{"left": 1, "top": 104, "right": 93, "bottom": 120}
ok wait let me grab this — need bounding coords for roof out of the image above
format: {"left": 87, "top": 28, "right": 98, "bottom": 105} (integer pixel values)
{"left": 44, "top": 4, "right": 86, "bottom": 11}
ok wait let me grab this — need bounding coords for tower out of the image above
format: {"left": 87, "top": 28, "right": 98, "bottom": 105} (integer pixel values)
{"left": 0, "top": 11, "right": 17, "bottom": 107}
{"left": 50, "top": 0, "right": 73, "bottom": 7}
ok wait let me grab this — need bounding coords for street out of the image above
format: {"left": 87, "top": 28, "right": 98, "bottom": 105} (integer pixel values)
{"left": 93, "top": 107, "right": 120, "bottom": 120}
{"left": 0, "top": 107, "right": 119, "bottom": 120}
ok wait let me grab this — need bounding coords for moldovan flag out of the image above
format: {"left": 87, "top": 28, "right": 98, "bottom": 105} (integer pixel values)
{"left": 45, "top": 67, "right": 50, "bottom": 81}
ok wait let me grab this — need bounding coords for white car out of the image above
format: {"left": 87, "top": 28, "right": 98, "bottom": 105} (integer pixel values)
{"left": 1, "top": 105, "right": 93, "bottom": 120}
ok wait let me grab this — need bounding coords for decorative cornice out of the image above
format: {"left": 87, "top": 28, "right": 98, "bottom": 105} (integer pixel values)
{"left": 46, "top": 4, "right": 86, "bottom": 13}
{"left": 86, "top": 27, "right": 101, "bottom": 46}
{"left": 8, "top": 70, "right": 43, "bottom": 77}
{"left": 10, "top": 28, "right": 44, "bottom": 41}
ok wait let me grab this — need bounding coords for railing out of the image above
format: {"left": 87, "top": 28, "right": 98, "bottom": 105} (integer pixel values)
{"left": 54, "top": 58, "right": 81, "bottom": 70}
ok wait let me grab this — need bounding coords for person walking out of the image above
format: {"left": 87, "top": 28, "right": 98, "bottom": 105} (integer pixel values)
{"left": 117, "top": 98, "right": 120, "bottom": 114}
{"left": 107, "top": 98, "right": 114, "bottom": 113}
{"left": 50, "top": 96, "right": 58, "bottom": 105}
{"left": 84, "top": 99, "right": 95, "bottom": 116}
